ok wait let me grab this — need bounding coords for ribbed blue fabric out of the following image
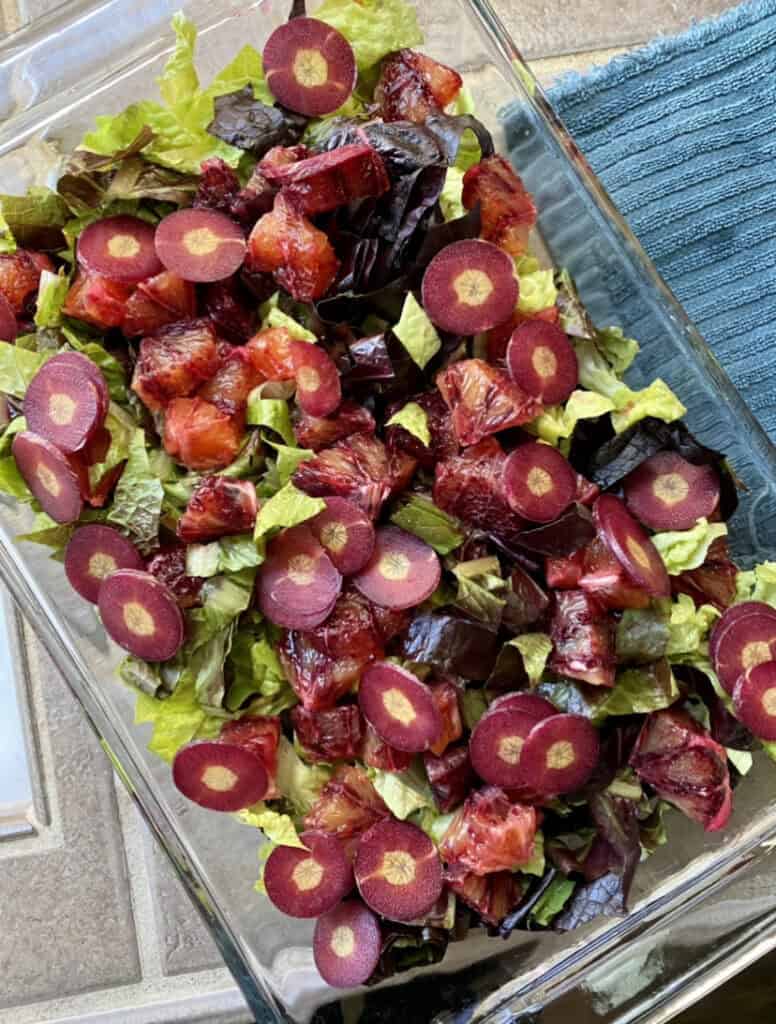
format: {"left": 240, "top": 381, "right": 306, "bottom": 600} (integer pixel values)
{"left": 547, "top": 0, "right": 776, "bottom": 439}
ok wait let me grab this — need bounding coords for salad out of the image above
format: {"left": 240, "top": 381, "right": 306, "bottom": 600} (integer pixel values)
{"left": 1, "top": 0, "right": 776, "bottom": 993}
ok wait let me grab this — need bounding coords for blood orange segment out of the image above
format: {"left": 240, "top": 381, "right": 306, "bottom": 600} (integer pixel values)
{"left": 260, "top": 145, "right": 389, "bottom": 217}
{"left": 424, "top": 744, "right": 475, "bottom": 812}
{"left": 77, "top": 215, "right": 162, "bottom": 283}
{"left": 712, "top": 602, "right": 776, "bottom": 694}
{"left": 313, "top": 899, "right": 381, "bottom": 989}
{"left": 594, "top": 494, "right": 670, "bottom": 598}
{"left": 733, "top": 662, "right": 776, "bottom": 741}
{"left": 436, "top": 359, "right": 542, "bottom": 447}
{"left": 308, "top": 497, "right": 376, "bottom": 576}
{"left": 290, "top": 340, "right": 342, "bottom": 418}
{"left": 264, "top": 832, "right": 354, "bottom": 918}
{"left": 154, "top": 209, "right": 246, "bottom": 283}
{"left": 506, "top": 320, "right": 578, "bottom": 404}
{"left": 65, "top": 525, "right": 144, "bottom": 604}
{"left": 263, "top": 17, "right": 357, "bottom": 117}
{"left": 24, "top": 357, "right": 106, "bottom": 453}
{"left": 352, "top": 526, "right": 440, "bottom": 611}
{"left": 257, "top": 525, "right": 342, "bottom": 630}
{"left": 421, "top": 239, "right": 518, "bottom": 335}
{"left": 97, "top": 569, "right": 185, "bottom": 661}
{"left": 0, "top": 292, "right": 18, "bottom": 341}
{"left": 518, "top": 713, "right": 600, "bottom": 797}
{"left": 502, "top": 442, "right": 577, "bottom": 523}
{"left": 623, "top": 451, "right": 720, "bottom": 531}
{"left": 12, "top": 431, "right": 84, "bottom": 523}
{"left": 172, "top": 740, "right": 268, "bottom": 811}
{"left": 359, "top": 661, "right": 442, "bottom": 753}
{"left": 354, "top": 819, "right": 443, "bottom": 922}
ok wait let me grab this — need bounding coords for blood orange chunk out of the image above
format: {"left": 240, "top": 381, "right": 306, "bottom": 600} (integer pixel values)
{"left": 163, "top": 397, "right": 243, "bottom": 471}
{"left": 549, "top": 589, "right": 616, "bottom": 688}
{"left": 437, "top": 358, "right": 542, "bottom": 446}
{"left": 177, "top": 476, "right": 257, "bottom": 543}
{"left": 439, "top": 786, "right": 538, "bottom": 875}
{"left": 0, "top": 292, "right": 17, "bottom": 341}
{"left": 305, "top": 584, "right": 406, "bottom": 661}
{"left": 470, "top": 707, "right": 543, "bottom": 788}
{"left": 132, "top": 319, "right": 219, "bottom": 412}
{"left": 122, "top": 287, "right": 178, "bottom": 338}
{"left": 146, "top": 544, "right": 204, "bottom": 609}
{"left": 98, "top": 569, "right": 184, "bottom": 661}
{"left": 518, "top": 713, "right": 600, "bottom": 797}
{"left": 198, "top": 345, "right": 264, "bottom": 418}
{"left": 672, "top": 535, "right": 738, "bottom": 613}
{"left": 353, "top": 526, "right": 440, "bottom": 611}
{"left": 78, "top": 215, "right": 162, "bottom": 283}
{"left": 355, "top": 819, "right": 442, "bottom": 922}
{"left": 155, "top": 209, "right": 246, "bottom": 283}
{"left": 313, "top": 898, "right": 381, "bottom": 988}
{"left": 422, "top": 240, "right": 518, "bottom": 335}
{"left": 506, "top": 320, "right": 578, "bottom": 405}
{"left": 257, "top": 525, "right": 342, "bottom": 630}
{"left": 172, "top": 740, "right": 268, "bottom": 811}
{"left": 63, "top": 270, "right": 132, "bottom": 330}
{"left": 428, "top": 680, "right": 463, "bottom": 756}
{"left": 423, "top": 743, "right": 475, "bottom": 812}
{"left": 462, "top": 155, "right": 537, "bottom": 258}
{"left": 295, "top": 401, "right": 376, "bottom": 453}
{"left": 24, "top": 358, "right": 105, "bottom": 453}
{"left": 65, "top": 525, "right": 143, "bottom": 604}
{"left": 305, "top": 764, "right": 389, "bottom": 839}
{"left": 245, "top": 327, "right": 296, "bottom": 381}
{"left": 623, "top": 451, "right": 720, "bottom": 531}
{"left": 291, "top": 340, "right": 341, "bottom": 418}
{"left": 359, "top": 661, "right": 441, "bottom": 753}
{"left": 0, "top": 249, "right": 54, "bottom": 315}
{"left": 200, "top": 276, "right": 255, "bottom": 343}
{"left": 360, "top": 722, "right": 413, "bottom": 773}
{"left": 260, "top": 145, "right": 389, "bottom": 216}
{"left": 733, "top": 662, "right": 776, "bottom": 740}
{"left": 502, "top": 442, "right": 577, "bottom": 523}
{"left": 280, "top": 629, "right": 367, "bottom": 710}
{"left": 579, "top": 536, "right": 651, "bottom": 611}
{"left": 545, "top": 548, "right": 586, "bottom": 589}
{"left": 248, "top": 193, "right": 339, "bottom": 302}
{"left": 51, "top": 352, "right": 110, "bottom": 421}
{"left": 594, "top": 494, "right": 670, "bottom": 598}
{"left": 265, "top": 831, "right": 354, "bottom": 918}
{"left": 12, "top": 431, "right": 84, "bottom": 523}
{"left": 446, "top": 870, "right": 524, "bottom": 927}
{"left": 263, "top": 17, "right": 357, "bottom": 116}
{"left": 292, "top": 704, "right": 363, "bottom": 763}
{"left": 123, "top": 269, "right": 197, "bottom": 340}
{"left": 308, "top": 498, "right": 375, "bottom": 576}
{"left": 375, "top": 49, "right": 462, "bottom": 124}
{"left": 220, "top": 715, "right": 281, "bottom": 797}
{"left": 712, "top": 602, "right": 776, "bottom": 694}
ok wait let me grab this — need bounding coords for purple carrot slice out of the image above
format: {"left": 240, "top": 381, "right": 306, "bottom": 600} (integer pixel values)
{"left": 24, "top": 357, "right": 105, "bottom": 453}
{"left": 98, "top": 569, "right": 185, "bottom": 661}
{"left": 313, "top": 899, "right": 382, "bottom": 988}
{"left": 154, "top": 209, "right": 246, "bottom": 283}
{"left": 0, "top": 292, "right": 18, "bottom": 341}
{"left": 712, "top": 603, "right": 776, "bottom": 693}
{"left": 624, "top": 451, "right": 720, "bottom": 531}
{"left": 52, "top": 352, "right": 110, "bottom": 421}
{"left": 594, "top": 494, "right": 670, "bottom": 597}
{"left": 485, "top": 692, "right": 557, "bottom": 721}
{"left": 352, "top": 526, "right": 440, "bottom": 610}
{"left": 359, "top": 661, "right": 441, "bottom": 753}
{"left": 421, "top": 239, "right": 518, "bottom": 335}
{"left": 264, "top": 831, "right": 354, "bottom": 918}
{"left": 506, "top": 320, "right": 578, "bottom": 404}
{"left": 502, "top": 442, "right": 577, "bottom": 523}
{"left": 518, "top": 712, "right": 600, "bottom": 797}
{"left": 257, "top": 524, "right": 342, "bottom": 630}
{"left": 77, "top": 215, "right": 163, "bottom": 283}
{"left": 354, "top": 819, "right": 443, "bottom": 922}
{"left": 65, "top": 525, "right": 144, "bottom": 603}
{"left": 291, "top": 340, "right": 342, "bottom": 418}
{"left": 469, "top": 707, "right": 548, "bottom": 788}
{"left": 710, "top": 601, "right": 776, "bottom": 665}
{"left": 172, "top": 740, "right": 268, "bottom": 811}
{"left": 733, "top": 661, "right": 776, "bottom": 741}
{"left": 263, "top": 17, "right": 357, "bottom": 117}
{"left": 308, "top": 496, "right": 375, "bottom": 575}
{"left": 12, "top": 431, "right": 83, "bottom": 523}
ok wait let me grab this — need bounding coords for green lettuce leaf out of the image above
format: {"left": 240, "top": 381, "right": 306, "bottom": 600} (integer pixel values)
{"left": 663, "top": 593, "right": 719, "bottom": 661}
{"left": 393, "top": 292, "right": 441, "bottom": 370}
{"left": 511, "top": 633, "right": 554, "bottom": 685}
{"left": 515, "top": 255, "right": 558, "bottom": 314}
{"left": 595, "top": 325, "right": 639, "bottom": 375}
{"left": 315, "top": 0, "right": 423, "bottom": 71}
{"left": 726, "top": 748, "right": 753, "bottom": 776}
{"left": 735, "top": 562, "right": 776, "bottom": 608}
{"left": 610, "top": 379, "right": 686, "bottom": 433}
{"left": 0, "top": 415, "right": 26, "bottom": 456}
{"left": 0, "top": 341, "right": 53, "bottom": 398}
{"left": 0, "top": 457, "right": 32, "bottom": 500}
{"left": 371, "top": 761, "right": 436, "bottom": 820}
{"left": 460, "top": 687, "right": 489, "bottom": 729}
{"left": 606, "top": 768, "right": 643, "bottom": 801}
{"left": 520, "top": 830, "right": 546, "bottom": 877}
{"left": 639, "top": 799, "right": 669, "bottom": 857}
{"left": 530, "top": 876, "right": 576, "bottom": 926}
{"left": 592, "top": 659, "right": 679, "bottom": 724}
{"left": 389, "top": 494, "right": 464, "bottom": 555}
{"left": 573, "top": 339, "right": 632, "bottom": 407}
{"left": 106, "top": 429, "right": 163, "bottom": 552}
{"left": 87, "top": 403, "right": 135, "bottom": 491}
{"left": 186, "top": 569, "right": 255, "bottom": 649}
{"left": 262, "top": 438, "right": 314, "bottom": 488}
{"left": 34, "top": 269, "right": 69, "bottom": 328}
{"left": 0, "top": 210, "right": 15, "bottom": 254}
{"left": 386, "top": 402, "right": 430, "bottom": 446}
{"left": 186, "top": 535, "right": 263, "bottom": 578}
{"left": 652, "top": 519, "right": 728, "bottom": 575}
{"left": 134, "top": 678, "right": 222, "bottom": 763}
{"left": 246, "top": 394, "right": 295, "bottom": 446}
{"left": 439, "top": 167, "right": 466, "bottom": 221}
{"left": 412, "top": 807, "right": 456, "bottom": 846}
{"left": 452, "top": 560, "right": 506, "bottom": 626}
{"left": 0, "top": 188, "right": 69, "bottom": 250}
{"left": 450, "top": 87, "right": 481, "bottom": 171}
{"left": 275, "top": 735, "right": 331, "bottom": 816}
{"left": 531, "top": 389, "right": 615, "bottom": 447}
{"left": 225, "top": 617, "right": 297, "bottom": 714}
{"left": 260, "top": 293, "right": 317, "bottom": 341}
{"left": 238, "top": 805, "right": 303, "bottom": 847}
{"left": 254, "top": 481, "right": 326, "bottom": 541}
{"left": 17, "top": 511, "right": 75, "bottom": 552}
{"left": 120, "top": 656, "right": 169, "bottom": 698}
{"left": 616, "top": 605, "right": 669, "bottom": 664}
{"left": 187, "top": 626, "right": 234, "bottom": 712}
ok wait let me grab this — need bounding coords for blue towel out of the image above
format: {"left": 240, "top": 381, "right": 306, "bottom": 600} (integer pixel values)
{"left": 547, "top": 0, "right": 776, "bottom": 440}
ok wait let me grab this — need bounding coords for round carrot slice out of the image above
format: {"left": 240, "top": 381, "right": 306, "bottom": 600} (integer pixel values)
{"left": 24, "top": 357, "right": 105, "bottom": 453}
{"left": 421, "top": 239, "right": 518, "bottom": 335}
{"left": 502, "top": 442, "right": 577, "bottom": 523}
{"left": 264, "top": 832, "right": 354, "bottom": 918}
{"left": 290, "top": 340, "right": 341, "bottom": 418}
{"left": 257, "top": 524, "right": 342, "bottom": 629}
{"left": 12, "top": 430, "right": 84, "bottom": 523}
{"left": 353, "top": 526, "right": 440, "bottom": 611}
{"left": 51, "top": 352, "right": 110, "bottom": 420}
{"left": 172, "top": 740, "right": 268, "bottom": 811}
{"left": 98, "top": 569, "right": 185, "bottom": 661}
{"left": 354, "top": 819, "right": 443, "bottom": 922}
{"left": 263, "top": 17, "right": 357, "bottom": 117}
{"left": 154, "top": 209, "right": 246, "bottom": 283}
{"left": 313, "top": 899, "right": 382, "bottom": 988}
{"left": 77, "top": 215, "right": 163, "bottom": 283}
{"left": 359, "top": 661, "right": 442, "bottom": 753}
{"left": 624, "top": 452, "right": 720, "bottom": 531}
{"left": 308, "top": 496, "right": 375, "bottom": 575}
{"left": 65, "top": 525, "right": 144, "bottom": 604}
{"left": 712, "top": 603, "right": 776, "bottom": 694}
{"left": 594, "top": 494, "right": 670, "bottom": 598}
{"left": 0, "top": 292, "right": 18, "bottom": 341}
{"left": 506, "top": 320, "right": 578, "bottom": 404}
{"left": 710, "top": 602, "right": 776, "bottom": 665}
{"left": 519, "top": 713, "right": 600, "bottom": 797}
{"left": 470, "top": 707, "right": 548, "bottom": 788}
{"left": 733, "top": 661, "right": 776, "bottom": 740}
{"left": 485, "top": 692, "right": 558, "bottom": 720}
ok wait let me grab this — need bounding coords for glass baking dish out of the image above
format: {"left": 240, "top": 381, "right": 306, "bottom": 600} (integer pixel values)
{"left": 1, "top": 0, "right": 776, "bottom": 1021}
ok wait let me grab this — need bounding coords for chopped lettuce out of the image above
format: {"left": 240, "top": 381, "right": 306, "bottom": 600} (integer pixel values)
{"left": 726, "top": 748, "right": 753, "bottom": 776}
{"left": 0, "top": 457, "right": 32, "bottom": 500}
{"left": 0, "top": 415, "right": 26, "bottom": 456}
{"left": 0, "top": 188, "right": 69, "bottom": 251}
{"left": 0, "top": 341, "right": 53, "bottom": 398}
{"left": 460, "top": 687, "right": 489, "bottom": 729}
{"left": 371, "top": 762, "right": 436, "bottom": 820}
{"left": 412, "top": 807, "right": 456, "bottom": 846}
{"left": 314, "top": 0, "right": 423, "bottom": 71}
{"left": 439, "top": 167, "right": 466, "bottom": 222}
{"left": 275, "top": 735, "right": 332, "bottom": 816}
{"left": 511, "top": 633, "right": 554, "bottom": 685}
{"left": 450, "top": 87, "right": 481, "bottom": 171}
{"left": 390, "top": 494, "right": 464, "bottom": 555}
{"left": 134, "top": 678, "right": 222, "bottom": 763}
{"left": 260, "top": 294, "right": 317, "bottom": 341}
{"left": 592, "top": 660, "right": 679, "bottom": 724}
{"left": 610, "top": 379, "right": 686, "bottom": 433}
{"left": 735, "top": 562, "right": 776, "bottom": 608}
{"left": 452, "top": 561, "right": 506, "bottom": 626}
{"left": 246, "top": 394, "right": 295, "bottom": 446}
{"left": 186, "top": 535, "right": 263, "bottom": 578}
{"left": 573, "top": 338, "right": 632, "bottom": 406}
{"left": 225, "top": 619, "right": 297, "bottom": 715}
{"left": 237, "top": 804, "right": 304, "bottom": 847}
{"left": 393, "top": 293, "right": 442, "bottom": 370}
{"left": 88, "top": 403, "right": 135, "bottom": 491}
{"left": 521, "top": 830, "right": 546, "bottom": 877}
{"left": 0, "top": 209, "right": 15, "bottom": 253}
{"left": 616, "top": 605, "right": 669, "bottom": 664}
{"left": 186, "top": 569, "right": 255, "bottom": 650}
{"left": 34, "top": 269, "right": 69, "bottom": 328}
{"left": 386, "top": 402, "right": 431, "bottom": 446}
{"left": 530, "top": 876, "right": 576, "bottom": 926}
{"left": 106, "top": 429, "right": 164, "bottom": 553}
{"left": 663, "top": 593, "right": 719, "bottom": 661}
{"left": 263, "top": 438, "right": 314, "bottom": 488}
{"left": 254, "top": 482, "right": 325, "bottom": 541}
{"left": 532, "top": 389, "right": 615, "bottom": 447}
{"left": 515, "top": 255, "right": 558, "bottom": 314}
{"left": 17, "top": 511, "right": 75, "bottom": 552}
{"left": 652, "top": 519, "right": 728, "bottom": 575}
{"left": 595, "top": 325, "right": 639, "bottom": 375}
